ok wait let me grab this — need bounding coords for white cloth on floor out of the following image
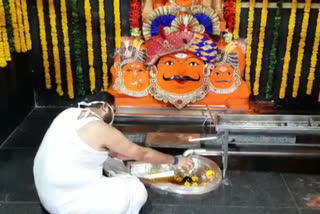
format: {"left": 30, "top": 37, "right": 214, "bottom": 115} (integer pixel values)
{"left": 33, "top": 108, "right": 147, "bottom": 214}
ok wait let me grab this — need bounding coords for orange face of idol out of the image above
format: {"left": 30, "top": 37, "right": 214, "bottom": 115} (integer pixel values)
{"left": 157, "top": 52, "right": 205, "bottom": 94}
{"left": 166, "top": 0, "right": 194, "bottom": 7}
{"left": 210, "top": 64, "right": 235, "bottom": 89}
{"left": 122, "top": 62, "right": 150, "bottom": 92}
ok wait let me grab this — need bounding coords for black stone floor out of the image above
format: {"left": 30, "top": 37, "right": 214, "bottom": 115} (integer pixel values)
{"left": 1, "top": 108, "right": 320, "bottom": 214}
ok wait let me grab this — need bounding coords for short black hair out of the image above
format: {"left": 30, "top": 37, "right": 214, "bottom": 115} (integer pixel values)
{"left": 85, "top": 91, "right": 115, "bottom": 108}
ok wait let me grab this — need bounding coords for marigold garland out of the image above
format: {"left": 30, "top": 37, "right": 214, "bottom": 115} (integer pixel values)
{"left": 253, "top": 0, "right": 268, "bottom": 96}
{"left": 279, "top": 0, "right": 297, "bottom": 99}
{"left": 224, "top": 0, "right": 236, "bottom": 33}
{"left": 307, "top": 5, "right": 320, "bottom": 95}
{"left": 233, "top": 0, "right": 241, "bottom": 39}
{"left": 71, "top": 0, "right": 85, "bottom": 96}
{"left": 9, "top": 0, "right": 20, "bottom": 52}
{"left": 99, "top": 0, "right": 109, "bottom": 91}
{"left": 0, "top": 0, "right": 11, "bottom": 65}
{"left": 114, "top": 0, "right": 121, "bottom": 49}
{"left": 36, "top": 0, "right": 51, "bottom": 89}
{"left": 244, "top": 0, "right": 255, "bottom": 90}
{"left": 292, "top": 0, "right": 311, "bottom": 98}
{"left": 3, "top": 0, "right": 15, "bottom": 53}
{"left": 15, "top": 0, "right": 26, "bottom": 52}
{"left": 61, "top": 0, "right": 74, "bottom": 99}
{"left": 84, "top": 0, "right": 95, "bottom": 93}
{"left": 21, "top": 0, "right": 31, "bottom": 50}
{"left": 265, "top": 0, "right": 282, "bottom": 100}
{"left": 49, "top": 0, "right": 63, "bottom": 96}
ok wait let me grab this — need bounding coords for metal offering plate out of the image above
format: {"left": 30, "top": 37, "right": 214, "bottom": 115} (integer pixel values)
{"left": 128, "top": 155, "right": 222, "bottom": 195}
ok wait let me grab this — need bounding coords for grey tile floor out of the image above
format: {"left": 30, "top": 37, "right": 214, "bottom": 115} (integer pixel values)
{"left": 1, "top": 108, "right": 320, "bottom": 214}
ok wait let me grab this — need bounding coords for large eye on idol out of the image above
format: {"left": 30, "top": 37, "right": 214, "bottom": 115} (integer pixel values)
{"left": 189, "top": 61, "right": 198, "bottom": 67}
{"left": 165, "top": 61, "right": 174, "bottom": 66}
{"left": 214, "top": 71, "right": 220, "bottom": 76}
{"left": 126, "top": 69, "right": 132, "bottom": 72}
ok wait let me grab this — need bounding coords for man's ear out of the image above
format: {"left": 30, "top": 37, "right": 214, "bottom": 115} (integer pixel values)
{"left": 102, "top": 103, "right": 109, "bottom": 113}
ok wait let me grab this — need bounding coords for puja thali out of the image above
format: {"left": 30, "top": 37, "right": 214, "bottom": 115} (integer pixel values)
{"left": 128, "top": 155, "right": 222, "bottom": 195}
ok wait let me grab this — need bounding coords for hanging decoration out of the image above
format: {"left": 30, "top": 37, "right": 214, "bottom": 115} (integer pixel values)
{"left": 307, "top": 7, "right": 320, "bottom": 95}
{"left": 99, "top": 0, "right": 109, "bottom": 91}
{"left": 9, "top": 0, "right": 20, "bottom": 51}
{"left": 15, "top": 0, "right": 27, "bottom": 52}
{"left": 292, "top": 0, "right": 311, "bottom": 98}
{"left": 279, "top": 0, "right": 297, "bottom": 99}
{"left": 233, "top": 0, "right": 241, "bottom": 39}
{"left": 21, "top": 0, "right": 31, "bottom": 50}
{"left": 3, "top": 0, "right": 14, "bottom": 54}
{"left": 84, "top": 0, "right": 95, "bottom": 93}
{"left": 0, "top": 0, "right": 10, "bottom": 68}
{"left": 36, "top": 0, "right": 51, "bottom": 89}
{"left": 244, "top": 0, "right": 255, "bottom": 90}
{"left": 61, "top": 0, "right": 74, "bottom": 99}
{"left": 130, "top": 0, "right": 141, "bottom": 37}
{"left": 49, "top": 0, "right": 63, "bottom": 96}
{"left": 114, "top": 0, "right": 121, "bottom": 49}
{"left": 253, "top": 0, "right": 268, "bottom": 96}
{"left": 265, "top": 0, "right": 282, "bottom": 100}
{"left": 71, "top": 0, "right": 85, "bottom": 96}
{"left": 224, "top": 0, "right": 236, "bottom": 33}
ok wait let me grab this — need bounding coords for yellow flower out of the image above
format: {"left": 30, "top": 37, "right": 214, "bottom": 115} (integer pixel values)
{"left": 61, "top": 0, "right": 74, "bottom": 99}
{"left": 99, "top": 0, "right": 108, "bottom": 91}
{"left": 253, "top": 0, "right": 268, "bottom": 96}
{"left": 85, "top": 0, "right": 95, "bottom": 93}
{"left": 307, "top": 8, "right": 320, "bottom": 95}
{"left": 37, "top": 0, "right": 51, "bottom": 89}
{"left": 292, "top": 0, "right": 311, "bottom": 98}
{"left": 0, "top": 32, "right": 7, "bottom": 67}
{"left": 49, "top": 0, "right": 63, "bottom": 96}
{"left": 9, "top": 0, "right": 20, "bottom": 52}
{"left": 233, "top": 0, "right": 241, "bottom": 39}
{"left": 16, "top": 0, "right": 27, "bottom": 52}
{"left": 0, "top": 0, "right": 11, "bottom": 62}
{"left": 279, "top": 0, "right": 297, "bottom": 99}
{"left": 245, "top": 0, "right": 255, "bottom": 90}
{"left": 114, "top": 0, "right": 121, "bottom": 49}
{"left": 21, "top": 0, "right": 32, "bottom": 50}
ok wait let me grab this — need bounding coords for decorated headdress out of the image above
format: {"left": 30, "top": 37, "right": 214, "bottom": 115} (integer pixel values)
{"left": 143, "top": 5, "right": 220, "bottom": 65}
{"left": 118, "top": 37, "right": 146, "bottom": 67}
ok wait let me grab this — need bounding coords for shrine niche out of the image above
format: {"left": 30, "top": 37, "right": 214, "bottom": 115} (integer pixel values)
{"left": 109, "top": 0, "right": 251, "bottom": 110}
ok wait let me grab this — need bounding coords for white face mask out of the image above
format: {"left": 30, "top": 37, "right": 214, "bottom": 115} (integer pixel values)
{"left": 77, "top": 101, "right": 115, "bottom": 125}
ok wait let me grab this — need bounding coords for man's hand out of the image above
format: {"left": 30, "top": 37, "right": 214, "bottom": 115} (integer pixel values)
{"left": 177, "top": 157, "right": 194, "bottom": 171}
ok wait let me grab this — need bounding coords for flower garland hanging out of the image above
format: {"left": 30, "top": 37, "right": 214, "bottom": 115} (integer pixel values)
{"left": 0, "top": 0, "right": 7, "bottom": 68}
{"left": 307, "top": 6, "right": 320, "bottom": 95}
{"left": 20, "top": 0, "right": 31, "bottom": 50}
{"left": 37, "top": 0, "right": 51, "bottom": 89}
{"left": 99, "top": 0, "right": 108, "bottom": 91}
{"left": 279, "top": 0, "right": 297, "bottom": 99}
{"left": 265, "top": 0, "right": 282, "bottom": 100}
{"left": 224, "top": 0, "right": 236, "bottom": 33}
{"left": 61, "top": 0, "right": 74, "bottom": 99}
{"left": 49, "top": 0, "right": 63, "bottom": 96}
{"left": 292, "top": 0, "right": 311, "bottom": 98}
{"left": 3, "top": 0, "right": 15, "bottom": 53}
{"left": 9, "top": 0, "right": 20, "bottom": 52}
{"left": 84, "top": 0, "right": 95, "bottom": 93}
{"left": 253, "top": 0, "right": 268, "bottom": 96}
{"left": 233, "top": 0, "right": 241, "bottom": 39}
{"left": 0, "top": 0, "right": 11, "bottom": 65}
{"left": 15, "top": 0, "right": 26, "bottom": 52}
{"left": 130, "top": 0, "right": 141, "bottom": 37}
{"left": 244, "top": 0, "right": 255, "bottom": 90}
{"left": 114, "top": 0, "right": 121, "bottom": 49}
{"left": 71, "top": 0, "right": 85, "bottom": 96}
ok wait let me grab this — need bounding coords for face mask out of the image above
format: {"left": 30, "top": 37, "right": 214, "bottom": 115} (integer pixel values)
{"left": 77, "top": 101, "right": 115, "bottom": 125}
